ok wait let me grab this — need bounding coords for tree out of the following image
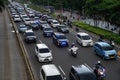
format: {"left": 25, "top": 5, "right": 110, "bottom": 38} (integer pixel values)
{"left": 0, "top": 0, "right": 8, "bottom": 12}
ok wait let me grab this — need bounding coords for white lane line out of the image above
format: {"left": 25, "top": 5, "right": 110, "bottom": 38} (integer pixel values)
{"left": 58, "top": 66, "right": 66, "bottom": 76}
{"left": 39, "top": 40, "right": 42, "bottom": 43}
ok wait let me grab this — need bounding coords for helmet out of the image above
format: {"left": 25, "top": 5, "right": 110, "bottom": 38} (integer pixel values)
{"left": 97, "top": 61, "right": 101, "bottom": 64}
{"left": 72, "top": 43, "right": 75, "bottom": 45}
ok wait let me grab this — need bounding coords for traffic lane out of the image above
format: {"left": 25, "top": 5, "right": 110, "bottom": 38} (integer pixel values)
{"left": 24, "top": 27, "right": 120, "bottom": 80}
{"left": 18, "top": 24, "right": 120, "bottom": 80}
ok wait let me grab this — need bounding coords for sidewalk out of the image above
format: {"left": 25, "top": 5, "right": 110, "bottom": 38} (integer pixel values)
{"left": 55, "top": 10, "right": 120, "bottom": 35}
{"left": 0, "top": 10, "right": 28, "bottom": 80}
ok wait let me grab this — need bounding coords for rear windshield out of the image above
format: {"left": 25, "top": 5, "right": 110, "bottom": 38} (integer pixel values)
{"left": 81, "top": 35, "right": 91, "bottom": 40}
{"left": 26, "top": 32, "right": 34, "bottom": 36}
{"left": 39, "top": 48, "right": 50, "bottom": 53}
{"left": 47, "top": 75, "right": 63, "bottom": 80}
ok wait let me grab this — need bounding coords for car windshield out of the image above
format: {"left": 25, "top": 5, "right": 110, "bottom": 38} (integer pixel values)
{"left": 57, "top": 35, "right": 66, "bottom": 39}
{"left": 31, "top": 23, "right": 37, "bottom": 25}
{"left": 20, "top": 26, "right": 27, "bottom": 28}
{"left": 53, "top": 22, "right": 58, "bottom": 24}
{"left": 26, "top": 32, "right": 35, "bottom": 36}
{"left": 60, "top": 25, "right": 67, "bottom": 28}
{"left": 41, "top": 21, "right": 47, "bottom": 24}
{"left": 102, "top": 46, "right": 114, "bottom": 51}
{"left": 47, "top": 75, "right": 63, "bottom": 80}
{"left": 81, "top": 35, "right": 91, "bottom": 40}
{"left": 39, "top": 48, "right": 50, "bottom": 53}
{"left": 78, "top": 73, "right": 97, "bottom": 80}
{"left": 44, "top": 28, "right": 52, "bottom": 31}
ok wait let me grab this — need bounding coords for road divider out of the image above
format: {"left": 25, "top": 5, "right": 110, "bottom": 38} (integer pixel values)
{"left": 7, "top": 7, "right": 35, "bottom": 80}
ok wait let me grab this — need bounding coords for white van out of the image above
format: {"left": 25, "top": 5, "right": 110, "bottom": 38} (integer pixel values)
{"left": 40, "top": 64, "right": 66, "bottom": 80}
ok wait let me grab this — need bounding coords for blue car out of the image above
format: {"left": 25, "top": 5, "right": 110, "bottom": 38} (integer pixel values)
{"left": 93, "top": 42, "right": 117, "bottom": 60}
{"left": 43, "top": 27, "right": 53, "bottom": 37}
{"left": 52, "top": 32, "right": 69, "bottom": 47}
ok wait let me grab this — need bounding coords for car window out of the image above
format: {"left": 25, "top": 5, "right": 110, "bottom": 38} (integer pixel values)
{"left": 81, "top": 35, "right": 91, "bottom": 40}
{"left": 47, "top": 75, "right": 63, "bottom": 80}
{"left": 77, "top": 35, "right": 81, "bottom": 39}
{"left": 102, "top": 46, "right": 113, "bottom": 51}
{"left": 39, "top": 48, "right": 50, "bottom": 53}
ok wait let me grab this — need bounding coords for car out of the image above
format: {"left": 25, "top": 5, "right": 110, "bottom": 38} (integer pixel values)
{"left": 43, "top": 27, "right": 53, "bottom": 37}
{"left": 69, "top": 64, "right": 97, "bottom": 80}
{"left": 40, "top": 64, "right": 66, "bottom": 80}
{"left": 57, "top": 24, "right": 69, "bottom": 33}
{"left": 52, "top": 32, "right": 69, "bottom": 47}
{"left": 13, "top": 15, "right": 21, "bottom": 22}
{"left": 35, "top": 43, "right": 53, "bottom": 62}
{"left": 24, "top": 30, "right": 37, "bottom": 43}
{"left": 29, "top": 21, "right": 39, "bottom": 30}
{"left": 38, "top": 20, "right": 49, "bottom": 30}
{"left": 18, "top": 24, "right": 29, "bottom": 33}
{"left": 76, "top": 32, "right": 93, "bottom": 47}
{"left": 51, "top": 20, "right": 60, "bottom": 28}
{"left": 93, "top": 42, "right": 117, "bottom": 60}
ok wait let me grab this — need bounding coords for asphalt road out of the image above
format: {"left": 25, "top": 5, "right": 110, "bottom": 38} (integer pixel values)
{"left": 16, "top": 20, "right": 120, "bottom": 80}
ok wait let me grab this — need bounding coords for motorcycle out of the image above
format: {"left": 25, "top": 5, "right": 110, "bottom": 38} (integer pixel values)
{"left": 94, "top": 66, "right": 106, "bottom": 80}
{"left": 68, "top": 46, "right": 78, "bottom": 57}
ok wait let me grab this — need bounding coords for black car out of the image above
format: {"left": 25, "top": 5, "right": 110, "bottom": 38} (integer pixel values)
{"left": 52, "top": 32, "right": 69, "bottom": 47}
{"left": 69, "top": 64, "right": 97, "bottom": 80}
{"left": 43, "top": 27, "right": 53, "bottom": 37}
{"left": 57, "top": 24, "right": 69, "bottom": 33}
{"left": 24, "top": 30, "right": 37, "bottom": 43}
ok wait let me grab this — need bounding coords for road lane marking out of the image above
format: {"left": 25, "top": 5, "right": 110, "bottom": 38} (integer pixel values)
{"left": 39, "top": 40, "right": 42, "bottom": 43}
{"left": 58, "top": 66, "right": 66, "bottom": 76}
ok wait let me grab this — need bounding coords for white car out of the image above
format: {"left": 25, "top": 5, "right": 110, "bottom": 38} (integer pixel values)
{"left": 23, "top": 18, "right": 32, "bottom": 25}
{"left": 51, "top": 20, "right": 60, "bottom": 28}
{"left": 35, "top": 43, "right": 53, "bottom": 62}
{"left": 13, "top": 15, "right": 21, "bottom": 22}
{"left": 40, "top": 64, "right": 66, "bottom": 80}
{"left": 76, "top": 32, "right": 93, "bottom": 47}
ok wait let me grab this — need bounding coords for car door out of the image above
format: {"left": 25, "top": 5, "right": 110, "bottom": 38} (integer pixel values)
{"left": 95, "top": 44, "right": 103, "bottom": 56}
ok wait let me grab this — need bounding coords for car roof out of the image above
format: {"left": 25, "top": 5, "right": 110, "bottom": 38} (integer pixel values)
{"left": 54, "top": 32, "right": 64, "bottom": 36}
{"left": 95, "top": 42, "right": 110, "bottom": 47}
{"left": 77, "top": 32, "right": 89, "bottom": 36}
{"left": 72, "top": 64, "right": 93, "bottom": 74}
{"left": 41, "top": 64, "right": 61, "bottom": 76}
{"left": 36, "top": 43, "right": 48, "bottom": 49}
{"left": 25, "top": 29, "right": 33, "bottom": 33}
{"left": 52, "top": 20, "right": 58, "bottom": 22}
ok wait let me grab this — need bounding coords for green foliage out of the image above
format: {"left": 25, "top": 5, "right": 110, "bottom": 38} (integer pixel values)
{"left": 73, "top": 21, "right": 120, "bottom": 44}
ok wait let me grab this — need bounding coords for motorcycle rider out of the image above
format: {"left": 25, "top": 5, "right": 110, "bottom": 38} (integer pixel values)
{"left": 98, "top": 35, "right": 104, "bottom": 42}
{"left": 94, "top": 61, "right": 103, "bottom": 79}
{"left": 70, "top": 43, "right": 78, "bottom": 55}
{"left": 109, "top": 38, "right": 115, "bottom": 47}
